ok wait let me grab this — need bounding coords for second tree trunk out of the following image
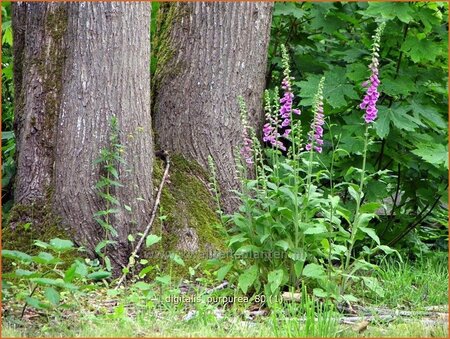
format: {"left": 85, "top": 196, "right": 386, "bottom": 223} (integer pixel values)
{"left": 153, "top": 2, "right": 273, "bottom": 212}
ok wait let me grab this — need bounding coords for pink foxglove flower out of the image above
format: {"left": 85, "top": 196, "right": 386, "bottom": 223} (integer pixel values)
{"left": 360, "top": 23, "right": 385, "bottom": 124}
{"left": 306, "top": 77, "right": 325, "bottom": 153}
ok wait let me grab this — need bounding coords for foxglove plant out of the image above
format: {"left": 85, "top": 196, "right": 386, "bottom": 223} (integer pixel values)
{"left": 343, "top": 22, "right": 386, "bottom": 287}
{"left": 221, "top": 28, "right": 395, "bottom": 303}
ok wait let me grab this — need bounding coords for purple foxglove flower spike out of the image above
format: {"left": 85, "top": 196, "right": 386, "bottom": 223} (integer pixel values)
{"left": 306, "top": 77, "right": 326, "bottom": 153}
{"left": 360, "top": 22, "right": 385, "bottom": 124}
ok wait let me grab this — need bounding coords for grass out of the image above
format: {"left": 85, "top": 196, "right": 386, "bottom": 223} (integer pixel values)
{"left": 354, "top": 253, "right": 449, "bottom": 308}
{"left": 2, "top": 253, "right": 448, "bottom": 338}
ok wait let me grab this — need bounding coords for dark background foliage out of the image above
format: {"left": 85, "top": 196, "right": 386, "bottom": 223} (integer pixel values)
{"left": 265, "top": 2, "right": 448, "bottom": 256}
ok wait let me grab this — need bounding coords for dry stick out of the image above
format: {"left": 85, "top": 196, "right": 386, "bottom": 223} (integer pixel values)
{"left": 115, "top": 154, "right": 171, "bottom": 289}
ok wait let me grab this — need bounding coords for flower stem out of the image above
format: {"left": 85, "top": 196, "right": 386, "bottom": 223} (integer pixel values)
{"left": 343, "top": 124, "right": 370, "bottom": 290}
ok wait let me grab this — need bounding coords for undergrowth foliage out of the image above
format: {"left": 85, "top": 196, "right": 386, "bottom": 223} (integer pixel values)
{"left": 215, "top": 22, "right": 403, "bottom": 304}
{"left": 2, "top": 239, "right": 111, "bottom": 316}
{"left": 267, "top": 2, "right": 448, "bottom": 255}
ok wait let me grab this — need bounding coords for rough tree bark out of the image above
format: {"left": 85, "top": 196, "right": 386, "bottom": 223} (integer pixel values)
{"left": 11, "top": 2, "right": 153, "bottom": 272}
{"left": 153, "top": 2, "right": 273, "bottom": 212}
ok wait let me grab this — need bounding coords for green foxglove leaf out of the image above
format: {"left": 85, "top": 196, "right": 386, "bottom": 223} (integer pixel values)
{"left": 302, "top": 263, "right": 326, "bottom": 279}
{"left": 217, "top": 263, "right": 232, "bottom": 281}
{"left": 274, "top": 240, "right": 290, "bottom": 251}
{"left": 155, "top": 275, "right": 171, "bottom": 285}
{"left": 238, "top": 265, "right": 258, "bottom": 294}
{"left": 359, "top": 226, "right": 380, "bottom": 245}
{"left": 268, "top": 269, "right": 284, "bottom": 293}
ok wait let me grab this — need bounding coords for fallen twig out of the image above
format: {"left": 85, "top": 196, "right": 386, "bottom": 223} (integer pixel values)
{"left": 205, "top": 281, "right": 229, "bottom": 294}
{"left": 116, "top": 152, "right": 171, "bottom": 289}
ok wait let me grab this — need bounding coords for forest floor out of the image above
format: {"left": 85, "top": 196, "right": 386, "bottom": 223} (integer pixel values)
{"left": 2, "top": 254, "right": 448, "bottom": 338}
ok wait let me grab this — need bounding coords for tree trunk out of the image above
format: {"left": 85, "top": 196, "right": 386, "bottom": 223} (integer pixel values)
{"left": 11, "top": 2, "right": 153, "bottom": 272}
{"left": 153, "top": 2, "right": 273, "bottom": 212}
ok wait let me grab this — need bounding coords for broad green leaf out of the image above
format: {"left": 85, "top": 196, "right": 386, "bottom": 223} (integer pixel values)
{"left": 26, "top": 296, "right": 50, "bottom": 310}
{"left": 155, "top": 275, "right": 171, "bottom": 285}
{"left": 64, "top": 265, "right": 77, "bottom": 283}
{"left": 302, "top": 263, "right": 326, "bottom": 279}
{"left": 146, "top": 234, "right": 162, "bottom": 248}
{"left": 2, "top": 249, "right": 32, "bottom": 263}
{"left": 217, "top": 263, "right": 232, "bottom": 281}
{"left": 363, "top": 2, "right": 414, "bottom": 23}
{"left": 274, "top": 240, "right": 290, "bottom": 251}
{"left": 229, "top": 234, "right": 248, "bottom": 246}
{"left": 49, "top": 238, "right": 74, "bottom": 252}
{"left": 360, "top": 202, "right": 382, "bottom": 214}
{"left": 87, "top": 271, "right": 111, "bottom": 280}
{"left": 378, "top": 105, "right": 417, "bottom": 132}
{"left": 134, "top": 281, "right": 152, "bottom": 290}
{"left": 375, "top": 107, "right": 391, "bottom": 138}
{"left": 381, "top": 76, "right": 416, "bottom": 97}
{"left": 74, "top": 261, "right": 88, "bottom": 277}
{"left": 235, "top": 245, "right": 260, "bottom": 256}
{"left": 409, "top": 100, "right": 447, "bottom": 132}
{"left": 279, "top": 186, "right": 297, "bottom": 204}
{"left": 15, "top": 269, "right": 36, "bottom": 277}
{"left": 355, "top": 213, "right": 375, "bottom": 229}
{"left": 412, "top": 143, "right": 448, "bottom": 168}
{"left": 313, "top": 288, "right": 328, "bottom": 298}
{"left": 294, "top": 261, "right": 304, "bottom": 278}
{"left": 139, "top": 266, "right": 154, "bottom": 278}
{"left": 273, "top": 2, "right": 305, "bottom": 19}
{"left": 304, "top": 224, "right": 328, "bottom": 235}
{"left": 359, "top": 226, "right": 380, "bottom": 245}
{"left": 33, "top": 240, "right": 49, "bottom": 249}
{"left": 347, "top": 185, "right": 360, "bottom": 202}
{"left": 169, "top": 253, "right": 185, "bottom": 266}
{"left": 402, "top": 36, "right": 440, "bottom": 63}
{"left": 44, "top": 287, "right": 60, "bottom": 306}
{"left": 376, "top": 245, "right": 403, "bottom": 262}
{"left": 268, "top": 269, "right": 284, "bottom": 293}
{"left": 238, "top": 265, "right": 259, "bottom": 294}
{"left": 329, "top": 195, "right": 340, "bottom": 209}
{"left": 32, "top": 252, "right": 60, "bottom": 265}
{"left": 341, "top": 294, "right": 358, "bottom": 302}
{"left": 362, "top": 276, "right": 384, "bottom": 297}
{"left": 30, "top": 278, "right": 59, "bottom": 286}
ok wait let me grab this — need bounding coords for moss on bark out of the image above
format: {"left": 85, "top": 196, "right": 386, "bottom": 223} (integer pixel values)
{"left": 142, "top": 154, "right": 225, "bottom": 278}
{"left": 2, "top": 197, "right": 73, "bottom": 272}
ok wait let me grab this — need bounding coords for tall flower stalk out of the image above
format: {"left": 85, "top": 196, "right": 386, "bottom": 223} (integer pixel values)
{"left": 343, "top": 22, "right": 385, "bottom": 287}
{"left": 305, "top": 77, "right": 325, "bottom": 200}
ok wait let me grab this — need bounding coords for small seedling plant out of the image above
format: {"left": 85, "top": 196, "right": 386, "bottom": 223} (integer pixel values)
{"left": 216, "top": 22, "right": 400, "bottom": 304}
{"left": 93, "top": 115, "right": 127, "bottom": 270}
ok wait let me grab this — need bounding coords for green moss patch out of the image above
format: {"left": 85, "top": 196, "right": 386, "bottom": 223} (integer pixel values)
{"left": 142, "top": 154, "right": 225, "bottom": 278}
{"left": 2, "top": 200, "right": 73, "bottom": 272}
